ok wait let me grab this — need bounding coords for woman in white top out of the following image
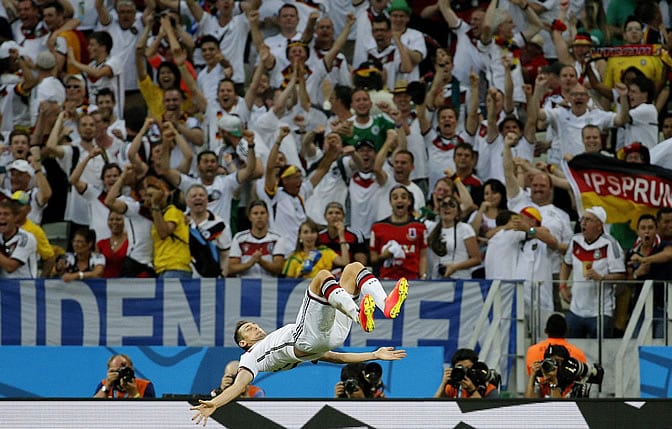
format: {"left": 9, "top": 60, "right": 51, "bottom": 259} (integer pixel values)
{"left": 427, "top": 195, "right": 481, "bottom": 280}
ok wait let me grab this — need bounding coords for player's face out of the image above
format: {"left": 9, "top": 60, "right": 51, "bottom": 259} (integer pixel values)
{"left": 325, "top": 207, "right": 344, "bottom": 225}
{"left": 237, "top": 322, "right": 266, "bottom": 346}
{"left": 0, "top": 207, "right": 15, "bottom": 234}
{"left": 248, "top": 205, "right": 269, "bottom": 229}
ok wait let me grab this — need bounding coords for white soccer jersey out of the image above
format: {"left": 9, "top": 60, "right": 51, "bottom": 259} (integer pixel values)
{"left": 564, "top": 233, "right": 625, "bottom": 317}
{"left": 239, "top": 290, "right": 351, "bottom": 380}
{"left": 229, "top": 229, "right": 283, "bottom": 278}
{"left": 0, "top": 227, "right": 37, "bottom": 278}
{"left": 179, "top": 173, "right": 240, "bottom": 226}
{"left": 195, "top": 13, "right": 250, "bottom": 84}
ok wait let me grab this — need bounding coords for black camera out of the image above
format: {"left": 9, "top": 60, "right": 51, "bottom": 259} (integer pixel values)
{"left": 116, "top": 366, "right": 135, "bottom": 385}
{"left": 558, "top": 358, "right": 604, "bottom": 386}
{"left": 449, "top": 364, "right": 467, "bottom": 386}
{"left": 541, "top": 358, "right": 557, "bottom": 373}
{"left": 343, "top": 378, "right": 360, "bottom": 395}
{"left": 438, "top": 264, "right": 447, "bottom": 276}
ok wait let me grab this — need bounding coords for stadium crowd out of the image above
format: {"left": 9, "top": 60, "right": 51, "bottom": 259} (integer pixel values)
{"left": 1, "top": 0, "right": 672, "bottom": 338}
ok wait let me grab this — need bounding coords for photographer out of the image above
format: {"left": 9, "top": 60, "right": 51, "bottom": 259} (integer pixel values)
{"left": 434, "top": 348, "right": 499, "bottom": 399}
{"left": 213, "top": 360, "right": 265, "bottom": 399}
{"left": 335, "top": 362, "right": 385, "bottom": 399}
{"left": 525, "top": 344, "right": 603, "bottom": 399}
{"left": 93, "top": 354, "right": 156, "bottom": 398}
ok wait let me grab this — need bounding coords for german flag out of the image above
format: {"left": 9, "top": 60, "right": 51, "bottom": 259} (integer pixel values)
{"left": 563, "top": 153, "right": 672, "bottom": 228}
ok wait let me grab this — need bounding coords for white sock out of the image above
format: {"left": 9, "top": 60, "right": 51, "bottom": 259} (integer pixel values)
{"left": 356, "top": 269, "right": 387, "bottom": 311}
{"left": 322, "top": 278, "right": 358, "bottom": 322}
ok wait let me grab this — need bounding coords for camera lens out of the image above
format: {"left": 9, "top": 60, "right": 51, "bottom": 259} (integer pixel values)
{"left": 344, "top": 378, "right": 360, "bottom": 394}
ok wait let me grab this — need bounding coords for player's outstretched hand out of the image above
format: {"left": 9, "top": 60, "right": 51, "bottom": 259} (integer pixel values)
{"left": 191, "top": 400, "right": 216, "bottom": 426}
{"left": 374, "top": 346, "right": 407, "bottom": 361}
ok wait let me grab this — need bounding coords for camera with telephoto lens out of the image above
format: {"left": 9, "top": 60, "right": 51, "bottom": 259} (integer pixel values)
{"left": 115, "top": 366, "right": 135, "bottom": 387}
{"left": 541, "top": 358, "right": 557, "bottom": 373}
{"left": 343, "top": 378, "right": 360, "bottom": 395}
{"left": 558, "top": 358, "right": 604, "bottom": 386}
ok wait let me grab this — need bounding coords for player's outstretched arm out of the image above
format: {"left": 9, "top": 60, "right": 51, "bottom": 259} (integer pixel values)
{"left": 190, "top": 370, "right": 253, "bottom": 426}
{"left": 321, "top": 347, "right": 407, "bottom": 364}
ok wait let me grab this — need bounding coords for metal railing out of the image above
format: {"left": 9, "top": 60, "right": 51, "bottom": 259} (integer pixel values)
{"left": 467, "top": 280, "right": 526, "bottom": 394}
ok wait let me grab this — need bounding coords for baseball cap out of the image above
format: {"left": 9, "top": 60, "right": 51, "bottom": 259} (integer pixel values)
{"left": 64, "top": 74, "right": 85, "bottom": 83}
{"left": 11, "top": 190, "right": 30, "bottom": 205}
{"left": 0, "top": 41, "right": 21, "bottom": 60}
{"left": 584, "top": 206, "right": 607, "bottom": 224}
{"left": 355, "top": 139, "right": 376, "bottom": 150}
{"left": 520, "top": 206, "right": 542, "bottom": 225}
{"left": 217, "top": 114, "right": 243, "bottom": 138}
{"left": 8, "top": 159, "right": 34, "bottom": 177}
{"left": 35, "top": 51, "right": 56, "bottom": 70}
{"left": 388, "top": 0, "right": 411, "bottom": 15}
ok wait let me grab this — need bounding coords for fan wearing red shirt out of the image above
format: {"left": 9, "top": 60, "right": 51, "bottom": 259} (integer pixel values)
{"left": 370, "top": 185, "right": 427, "bottom": 279}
